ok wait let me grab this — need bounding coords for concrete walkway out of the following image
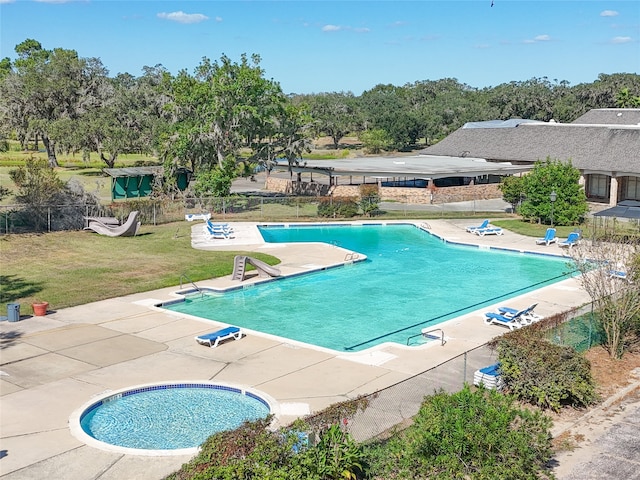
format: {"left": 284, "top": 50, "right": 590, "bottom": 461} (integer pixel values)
{"left": 1, "top": 220, "right": 593, "bottom": 479}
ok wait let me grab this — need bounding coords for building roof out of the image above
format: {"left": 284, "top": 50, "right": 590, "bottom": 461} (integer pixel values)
{"left": 422, "top": 120, "right": 640, "bottom": 175}
{"left": 274, "top": 155, "right": 532, "bottom": 179}
{"left": 571, "top": 108, "right": 640, "bottom": 126}
{"left": 103, "top": 167, "right": 163, "bottom": 177}
{"left": 593, "top": 200, "right": 640, "bottom": 219}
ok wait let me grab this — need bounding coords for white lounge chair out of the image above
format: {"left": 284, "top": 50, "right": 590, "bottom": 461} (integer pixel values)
{"left": 466, "top": 219, "right": 489, "bottom": 233}
{"left": 558, "top": 232, "right": 580, "bottom": 248}
{"left": 473, "top": 363, "right": 503, "bottom": 390}
{"left": 473, "top": 226, "right": 503, "bottom": 236}
{"left": 483, "top": 311, "right": 525, "bottom": 330}
{"left": 195, "top": 326, "right": 243, "bottom": 348}
{"left": 497, "top": 303, "right": 542, "bottom": 324}
{"left": 535, "top": 228, "right": 557, "bottom": 246}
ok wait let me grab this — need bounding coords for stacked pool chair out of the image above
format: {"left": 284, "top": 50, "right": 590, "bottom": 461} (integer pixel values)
{"left": 473, "top": 363, "right": 503, "bottom": 390}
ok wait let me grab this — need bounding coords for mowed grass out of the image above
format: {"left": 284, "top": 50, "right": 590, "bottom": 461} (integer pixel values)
{"left": 0, "top": 222, "right": 278, "bottom": 315}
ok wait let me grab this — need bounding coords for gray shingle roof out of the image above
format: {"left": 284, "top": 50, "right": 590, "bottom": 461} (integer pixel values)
{"left": 572, "top": 108, "right": 640, "bottom": 125}
{"left": 422, "top": 115, "right": 640, "bottom": 175}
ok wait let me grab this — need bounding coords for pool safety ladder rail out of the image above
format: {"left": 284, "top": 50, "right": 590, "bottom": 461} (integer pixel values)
{"left": 344, "top": 252, "right": 360, "bottom": 262}
{"left": 406, "top": 328, "right": 446, "bottom": 346}
{"left": 179, "top": 274, "right": 205, "bottom": 298}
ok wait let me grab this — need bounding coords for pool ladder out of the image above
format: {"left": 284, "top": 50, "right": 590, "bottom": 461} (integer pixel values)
{"left": 406, "top": 328, "right": 446, "bottom": 346}
{"left": 179, "top": 274, "right": 205, "bottom": 298}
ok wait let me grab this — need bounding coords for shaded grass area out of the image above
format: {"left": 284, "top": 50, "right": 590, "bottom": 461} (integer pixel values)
{"left": 0, "top": 222, "right": 278, "bottom": 315}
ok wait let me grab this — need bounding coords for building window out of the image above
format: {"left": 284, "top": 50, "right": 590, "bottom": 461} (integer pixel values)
{"left": 623, "top": 176, "right": 640, "bottom": 201}
{"left": 587, "top": 174, "right": 609, "bottom": 200}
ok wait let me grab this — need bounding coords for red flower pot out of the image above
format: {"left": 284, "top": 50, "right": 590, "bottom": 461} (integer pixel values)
{"left": 32, "top": 302, "right": 49, "bottom": 316}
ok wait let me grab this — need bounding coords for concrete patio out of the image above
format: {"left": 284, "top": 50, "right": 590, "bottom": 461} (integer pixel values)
{"left": 0, "top": 219, "right": 593, "bottom": 479}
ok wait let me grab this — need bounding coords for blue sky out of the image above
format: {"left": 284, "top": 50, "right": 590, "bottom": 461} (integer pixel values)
{"left": 1, "top": 1, "right": 638, "bottom": 95}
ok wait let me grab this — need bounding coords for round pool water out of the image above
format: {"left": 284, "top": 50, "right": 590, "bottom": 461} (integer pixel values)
{"left": 71, "top": 382, "right": 274, "bottom": 455}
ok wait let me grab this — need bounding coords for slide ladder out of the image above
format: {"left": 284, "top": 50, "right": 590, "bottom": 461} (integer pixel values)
{"left": 232, "top": 255, "right": 281, "bottom": 281}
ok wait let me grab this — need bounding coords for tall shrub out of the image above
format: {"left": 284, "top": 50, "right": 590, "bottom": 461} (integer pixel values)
{"left": 368, "top": 385, "right": 554, "bottom": 479}
{"left": 496, "top": 330, "right": 597, "bottom": 410}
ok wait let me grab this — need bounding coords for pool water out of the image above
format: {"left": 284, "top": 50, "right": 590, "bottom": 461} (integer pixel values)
{"left": 80, "top": 384, "right": 270, "bottom": 450}
{"left": 165, "top": 224, "right": 571, "bottom": 351}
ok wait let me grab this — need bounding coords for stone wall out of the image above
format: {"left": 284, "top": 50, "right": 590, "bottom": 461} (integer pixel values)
{"left": 265, "top": 177, "right": 502, "bottom": 204}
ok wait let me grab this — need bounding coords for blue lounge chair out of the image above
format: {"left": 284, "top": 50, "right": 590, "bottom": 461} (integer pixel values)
{"left": 466, "top": 219, "right": 489, "bottom": 233}
{"left": 497, "top": 303, "right": 542, "bottom": 324}
{"left": 195, "top": 326, "right": 243, "bottom": 347}
{"left": 558, "top": 232, "right": 580, "bottom": 248}
{"left": 204, "top": 222, "right": 235, "bottom": 239}
{"left": 535, "top": 228, "right": 557, "bottom": 246}
{"left": 473, "top": 363, "right": 503, "bottom": 390}
{"left": 483, "top": 311, "right": 524, "bottom": 330}
{"left": 609, "top": 270, "right": 628, "bottom": 280}
{"left": 473, "top": 226, "right": 503, "bottom": 236}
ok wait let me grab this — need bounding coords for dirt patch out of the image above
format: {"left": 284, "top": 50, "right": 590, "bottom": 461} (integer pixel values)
{"left": 550, "top": 346, "right": 640, "bottom": 478}
{"left": 550, "top": 348, "right": 640, "bottom": 431}
{"left": 584, "top": 347, "right": 640, "bottom": 397}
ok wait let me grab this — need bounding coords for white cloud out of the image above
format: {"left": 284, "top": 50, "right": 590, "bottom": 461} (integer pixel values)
{"left": 600, "top": 10, "right": 619, "bottom": 17}
{"left": 322, "top": 24, "right": 369, "bottom": 33}
{"left": 157, "top": 11, "right": 209, "bottom": 24}
{"left": 215, "top": 16, "right": 223, "bottom": 23}
{"left": 524, "top": 34, "right": 551, "bottom": 44}
{"left": 0, "top": 0, "right": 16, "bottom": 4}
{"left": 322, "top": 24, "right": 342, "bottom": 32}
{"left": 611, "top": 36, "right": 632, "bottom": 44}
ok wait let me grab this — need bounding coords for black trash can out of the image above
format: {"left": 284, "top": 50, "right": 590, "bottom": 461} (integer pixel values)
{"left": 7, "top": 303, "right": 20, "bottom": 322}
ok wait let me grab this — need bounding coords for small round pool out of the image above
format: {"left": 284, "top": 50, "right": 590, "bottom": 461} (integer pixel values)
{"left": 70, "top": 382, "right": 276, "bottom": 456}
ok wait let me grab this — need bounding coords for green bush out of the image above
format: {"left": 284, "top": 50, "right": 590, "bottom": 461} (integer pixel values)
{"left": 496, "top": 330, "right": 597, "bottom": 411}
{"left": 366, "top": 385, "right": 554, "bottom": 479}
{"left": 317, "top": 196, "right": 358, "bottom": 218}
{"left": 358, "top": 185, "right": 380, "bottom": 217}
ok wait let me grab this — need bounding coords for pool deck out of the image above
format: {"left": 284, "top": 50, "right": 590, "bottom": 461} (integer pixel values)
{"left": 0, "top": 220, "right": 592, "bottom": 479}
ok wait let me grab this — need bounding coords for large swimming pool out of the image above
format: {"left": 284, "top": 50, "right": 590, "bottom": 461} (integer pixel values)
{"left": 164, "top": 224, "right": 571, "bottom": 351}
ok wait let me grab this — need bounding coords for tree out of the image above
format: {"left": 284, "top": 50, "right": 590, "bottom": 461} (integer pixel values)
{"left": 3, "top": 39, "right": 108, "bottom": 167}
{"left": 8, "top": 157, "right": 98, "bottom": 231}
{"left": 359, "top": 128, "right": 392, "bottom": 154}
{"left": 519, "top": 158, "right": 588, "bottom": 225}
{"left": 616, "top": 87, "right": 640, "bottom": 108}
{"left": 164, "top": 53, "right": 288, "bottom": 173}
{"left": 308, "top": 91, "right": 359, "bottom": 149}
{"left": 569, "top": 239, "right": 640, "bottom": 359}
{"left": 359, "top": 84, "right": 422, "bottom": 150}
{"left": 498, "top": 175, "right": 526, "bottom": 212}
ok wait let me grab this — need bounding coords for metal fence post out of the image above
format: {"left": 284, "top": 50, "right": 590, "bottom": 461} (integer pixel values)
{"left": 463, "top": 351, "right": 467, "bottom": 386}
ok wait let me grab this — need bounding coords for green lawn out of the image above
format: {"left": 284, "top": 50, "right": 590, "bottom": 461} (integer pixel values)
{"left": 0, "top": 222, "right": 278, "bottom": 316}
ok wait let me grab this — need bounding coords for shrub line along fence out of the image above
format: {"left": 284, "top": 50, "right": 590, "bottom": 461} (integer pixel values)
{"left": 0, "top": 194, "right": 503, "bottom": 234}
{"left": 304, "top": 303, "right": 603, "bottom": 443}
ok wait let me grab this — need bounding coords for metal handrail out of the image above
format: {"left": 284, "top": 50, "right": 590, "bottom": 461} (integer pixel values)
{"left": 344, "top": 252, "right": 360, "bottom": 261}
{"left": 179, "top": 274, "right": 204, "bottom": 298}
{"left": 406, "top": 327, "right": 446, "bottom": 346}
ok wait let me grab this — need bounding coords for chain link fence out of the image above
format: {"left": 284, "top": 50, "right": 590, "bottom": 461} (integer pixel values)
{"left": 303, "top": 303, "right": 606, "bottom": 443}
{"left": 0, "top": 195, "right": 508, "bottom": 234}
